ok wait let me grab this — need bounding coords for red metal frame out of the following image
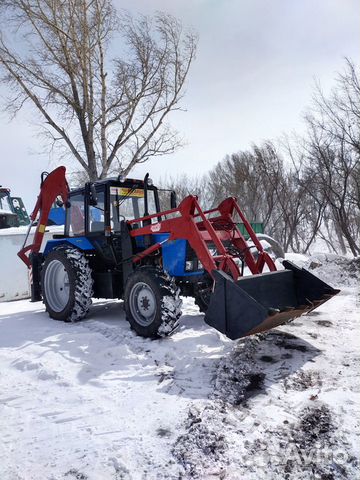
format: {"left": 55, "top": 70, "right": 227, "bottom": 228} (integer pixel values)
{"left": 18, "top": 166, "right": 69, "bottom": 268}
{"left": 128, "top": 195, "right": 276, "bottom": 281}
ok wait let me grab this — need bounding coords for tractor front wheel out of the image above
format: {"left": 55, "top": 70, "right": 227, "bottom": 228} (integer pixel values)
{"left": 194, "top": 276, "right": 213, "bottom": 313}
{"left": 124, "top": 268, "right": 182, "bottom": 338}
{"left": 41, "top": 247, "right": 93, "bottom": 322}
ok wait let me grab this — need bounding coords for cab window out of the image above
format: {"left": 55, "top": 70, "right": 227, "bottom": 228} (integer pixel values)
{"left": 0, "top": 191, "right": 12, "bottom": 213}
{"left": 110, "top": 187, "right": 157, "bottom": 230}
{"left": 66, "top": 193, "right": 85, "bottom": 236}
{"left": 89, "top": 190, "right": 105, "bottom": 233}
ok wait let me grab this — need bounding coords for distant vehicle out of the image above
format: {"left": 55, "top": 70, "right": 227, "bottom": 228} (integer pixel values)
{"left": 0, "top": 187, "right": 30, "bottom": 229}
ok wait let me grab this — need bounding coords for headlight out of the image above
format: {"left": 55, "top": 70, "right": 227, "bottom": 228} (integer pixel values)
{"left": 185, "top": 260, "right": 194, "bottom": 271}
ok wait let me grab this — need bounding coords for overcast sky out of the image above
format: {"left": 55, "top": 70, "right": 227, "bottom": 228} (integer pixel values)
{"left": 0, "top": 0, "right": 359, "bottom": 209}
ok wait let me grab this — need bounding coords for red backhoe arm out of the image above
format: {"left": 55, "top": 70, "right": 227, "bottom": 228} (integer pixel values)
{"left": 18, "top": 166, "right": 69, "bottom": 268}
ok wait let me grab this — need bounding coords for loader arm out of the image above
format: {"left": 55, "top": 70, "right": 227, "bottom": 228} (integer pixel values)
{"left": 18, "top": 166, "right": 69, "bottom": 268}
{"left": 128, "top": 195, "right": 276, "bottom": 281}
{"left": 128, "top": 195, "right": 339, "bottom": 340}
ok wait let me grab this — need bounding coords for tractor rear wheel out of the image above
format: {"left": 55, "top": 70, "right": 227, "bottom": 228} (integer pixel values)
{"left": 124, "top": 268, "right": 182, "bottom": 338}
{"left": 41, "top": 247, "right": 93, "bottom": 322}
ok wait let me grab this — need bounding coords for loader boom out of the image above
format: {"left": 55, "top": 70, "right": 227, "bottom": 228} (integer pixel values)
{"left": 128, "top": 195, "right": 277, "bottom": 281}
{"left": 128, "top": 195, "right": 339, "bottom": 339}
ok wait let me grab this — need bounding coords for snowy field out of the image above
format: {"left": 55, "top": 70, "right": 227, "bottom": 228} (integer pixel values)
{"left": 0, "top": 254, "right": 359, "bottom": 479}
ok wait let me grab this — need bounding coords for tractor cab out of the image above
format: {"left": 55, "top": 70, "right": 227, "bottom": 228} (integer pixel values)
{"left": 0, "top": 188, "right": 17, "bottom": 228}
{"left": 41, "top": 176, "right": 167, "bottom": 301}
{"left": 64, "top": 178, "right": 162, "bottom": 237}
{"left": 0, "top": 187, "right": 30, "bottom": 228}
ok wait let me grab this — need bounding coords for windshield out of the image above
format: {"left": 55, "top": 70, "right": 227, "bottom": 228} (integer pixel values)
{"left": 110, "top": 186, "right": 157, "bottom": 230}
{"left": 0, "top": 192, "right": 13, "bottom": 213}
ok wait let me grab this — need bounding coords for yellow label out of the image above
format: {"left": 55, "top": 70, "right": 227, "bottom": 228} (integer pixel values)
{"left": 38, "top": 224, "right": 46, "bottom": 233}
{"left": 110, "top": 187, "right": 144, "bottom": 198}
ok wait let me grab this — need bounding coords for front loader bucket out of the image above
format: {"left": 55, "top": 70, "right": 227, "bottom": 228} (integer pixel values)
{"left": 204, "top": 260, "right": 340, "bottom": 340}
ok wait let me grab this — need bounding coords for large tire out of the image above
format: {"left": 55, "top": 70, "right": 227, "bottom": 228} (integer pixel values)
{"left": 194, "top": 277, "right": 213, "bottom": 314}
{"left": 41, "top": 246, "right": 93, "bottom": 322}
{"left": 124, "top": 268, "right": 182, "bottom": 338}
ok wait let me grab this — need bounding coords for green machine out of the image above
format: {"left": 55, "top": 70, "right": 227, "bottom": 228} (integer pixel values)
{"left": 0, "top": 187, "right": 30, "bottom": 228}
{"left": 238, "top": 222, "right": 264, "bottom": 238}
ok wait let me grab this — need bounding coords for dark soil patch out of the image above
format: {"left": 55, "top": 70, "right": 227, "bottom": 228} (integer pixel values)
{"left": 212, "top": 337, "right": 267, "bottom": 406}
{"left": 275, "top": 340, "right": 308, "bottom": 352}
{"left": 259, "top": 355, "right": 277, "bottom": 363}
{"left": 65, "top": 469, "right": 88, "bottom": 480}
{"left": 267, "top": 331, "right": 298, "bottom": 341}
{"left": 316, "top": 320, "right": 333, "bottom": 327}
{"left": 309, "top": 261, "right": 322, "bottom": 269}
{"left": 307, "top": 332, "right": 318, "bottom": 339}
{"left": 157, "top": 427, "right": 172, "bottom": 438}
{"left": 284, "top": 370, "right": 322, "bottom": 392}
{"left": 246, "top": 403, "right": 352, "bottom": 479}
{"left": 244, "top": 373, "right": 265, "bottom": 393}
{"left": 172, "top": 407, "right": 227, "bottom": 477}
{"left": 298, "top": 405, "right": 334, "bottom": 446}
{"left": 265, "top": 331, "right": 311, "bottom": 351}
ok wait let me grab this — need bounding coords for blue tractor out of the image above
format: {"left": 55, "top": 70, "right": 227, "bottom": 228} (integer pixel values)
{"left": 18, "top": 166, "right": 339, "bottom": 340}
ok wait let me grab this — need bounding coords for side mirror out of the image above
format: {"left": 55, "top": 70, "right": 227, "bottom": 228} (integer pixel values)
{"left": 170, "top": 190, "right": 177, "bottom": 209}
{"left": 89, "top": 184, "right": 98, "bottom": 206}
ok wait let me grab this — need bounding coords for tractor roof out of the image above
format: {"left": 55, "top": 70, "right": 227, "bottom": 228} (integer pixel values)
{"left": 69, "top": 177, "right": 155, "bottom": 195}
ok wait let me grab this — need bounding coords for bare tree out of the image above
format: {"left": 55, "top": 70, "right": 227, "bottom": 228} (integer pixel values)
{"left": 304, "top": 59, "right": 360, "bottom": 256}
{"left": 282, "top": 137, "right": 327, "bottom": 254}
{"left": 311, "top": 58, "right": 360, "bottom": 157}
{"left": 0, "top": 0, "right": 197, "bottom": 180}
{"left": 158, "top": 173, "right": 211, "bottom": 211}
{"left": 207, "top": 145, "right": 278, "bottom": 225}
{"left": 207, "top": 143, "right": 299, "bottom": 248}
{"left": 207, "top": 141, "right": 317, "bottom": 253}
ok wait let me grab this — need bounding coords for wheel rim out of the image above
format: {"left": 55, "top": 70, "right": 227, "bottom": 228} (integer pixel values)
{"left": 129, "top": 282, "right": 157, "bottom": 327}
{"left": 44, "top": 259, "right": 70, "bottom": 312}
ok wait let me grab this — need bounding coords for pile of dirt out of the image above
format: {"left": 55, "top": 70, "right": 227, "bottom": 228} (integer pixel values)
{"left": 245, "top": 403, "right": 357, "bottom": 479}
{"left": 283, "top": 369, "right": 322, "bottom": 392}
{"left": 172, "top": 336, "right": 267, "bottom": 477}
{"left": 212, "top": 336, "right": 265, "bottom": 406}
{"left": 304, "top": 254, "right": 360, "bottom": 288}
{"left": 172, "top": 406, "right": 228, "bottom": 478}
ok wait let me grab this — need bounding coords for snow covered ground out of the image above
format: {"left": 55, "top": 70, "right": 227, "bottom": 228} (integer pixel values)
{"left": 0, "top": 254, "right": 359, "bottom": 479}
